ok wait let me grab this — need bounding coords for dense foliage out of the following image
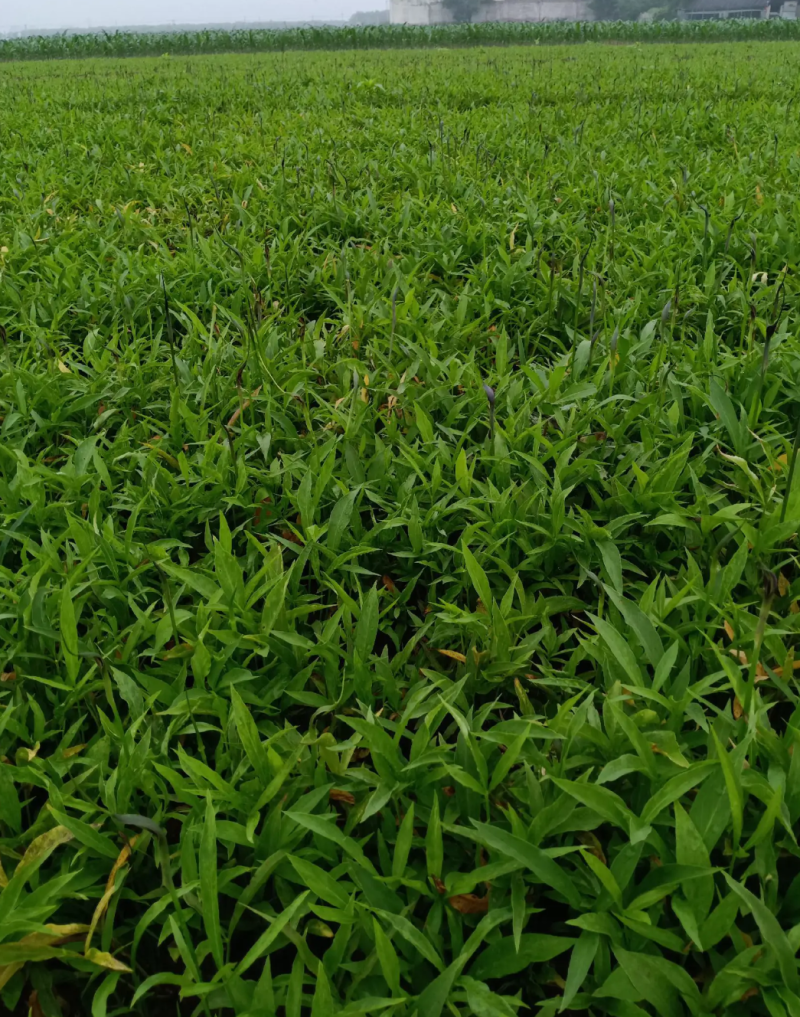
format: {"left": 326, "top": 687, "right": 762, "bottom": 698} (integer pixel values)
{"left": 4, "top": 19, "right": 800, "bottom": 60}
{"left": 2, "top": 38, "right": 800, "bottom": 1017}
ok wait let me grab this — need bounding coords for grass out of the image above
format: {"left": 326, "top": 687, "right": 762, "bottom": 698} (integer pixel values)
{"left": 4, "top": 18, "right": 800, "bottom": 60}
{"left": 1, "top": 37, "right": 800, "bottom": 1017}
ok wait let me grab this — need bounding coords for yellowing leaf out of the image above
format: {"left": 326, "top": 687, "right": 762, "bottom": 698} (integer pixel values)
{"left": 17, "top": 825, "right": 74, "bottom": 881}
{"left": 85, "top": 837, "right": 137, "bottom": 952}
{"left": 437, "top": 649, "right": 467, "bottom": 663}
{"left": 84, "top": 948, "right": 132, "bottom": 972}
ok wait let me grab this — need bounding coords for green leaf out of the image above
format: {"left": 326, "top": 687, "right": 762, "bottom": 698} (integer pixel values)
{"left": 392, "top": 804, "right": 414, "bottom": 879}
{"left": 235, "top": 891, "right": 310, "bottom": 977}
{"left": 327, "top": 490, "right": 357, "bottom": 552}
{"left": 745, "top": 783, "right": 785, "bottom": 849}
{"left": 0, "top": 767, "right": 25, "bottom": 832}
{"left": 598, "top": 540, "right": 623, "bottom": 594}
{"left": 551, "top": 776, "right": 633, "bottom": 831}
{"left": 698, "top": 892, "right": 740, "bottom": 950}
{"left": 462, "top": 544, "right": 493, "bottom": 608}
{"left": 581, "top": 849, "right": 622, "bottom": 905}
{"left": 470, "top": 934, "right": 575, "bottom": 979}
{"left": 373, "top": 909, "right": 444, "bottom": 971}
{"left": 425, "top": 793, "right": 443, "bottom": 880}
{"left": 723, "top": 873, "right": 800, "bottom": 993}
{"left": 613, "top": 948, "right": 682, "bottom": 1017}
{"left": 462, "top": 977, "right": 518, "bottom": 1017}
{"left": 490, "top": 731, "right": 528, "bottom": 791}
{"left": 709, "top": 376, "right": 744, "bottom": 456}
{"left": 590, "top": 614, "right": 645, "bottom": 687}
{"left": 511, "top": 871, "right": 526, "bottom": 953}
{"left": 455, "top": 448, "right": 470, "bottom": 496}
{"left": 311, "top": 964, "right": 335, "bottom": 1017}
{"left": 161, "top": 562, "right": 220, "bottom": 601}
{"left": 230, "top": 686, "right": 270, "bottom": 784}
{"left": 415, "top": 402, "right": 434, "bottom": 443}
{"left": 465, "top": 822, "right": 581, "bottom": 907}
{"left": 373, "top": 918, "right": 401, "bottom": 997}
{"left": 288, "top": 855, "right": 350, "bottom": 909}
{"left": 606, "top": 589, "right": 663, "bottom": 666}
{"left": 60, "top": 582, "right": 79, "bottom": 683}
{"left": 261, "top": 571, "right": 288, "bottom": 638}
{"left": 201, "top": 795, "right": 224, "bottom": 969}
{"left": 711, "top": 728, "right": 743, "bottom": 849}
{"left": 561, "top": 931, "right": 599, "bottom": 1011}
{"left": 91, "top": 972, "right": 122, "bottom": 1017}
{"left": 46, "top": 807, "right": 119, "bottom": 860}
{"left": 674, "top": 801, "right": 713, "bottom": 922}
{"left": 287, "top": 812, "right": 377, "bottom": 874}
{"left": 415, "top": 956, "right": 468, "bottom": 1017}
{"left": 354, "top": 584, "right": 379, "bottom": 664}
{"left": 640, "top": 761, "right": 717, "bottom": 824}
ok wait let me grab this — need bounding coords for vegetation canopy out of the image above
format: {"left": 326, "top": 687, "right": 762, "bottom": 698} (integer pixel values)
{"left": 4, "top": 19, "right": 800, "bottom": 59}
{"left": 1, "top": 37, "right": 800, "bottom": 1017}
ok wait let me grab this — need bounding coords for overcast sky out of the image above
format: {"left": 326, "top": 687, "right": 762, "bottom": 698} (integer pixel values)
{"left": 2, "top": 0, "right": 385, "bottom": 33}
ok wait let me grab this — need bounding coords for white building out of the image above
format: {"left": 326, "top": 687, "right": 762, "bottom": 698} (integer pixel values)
{"left": 390, "top": 0, "right": 592, "bottom": 23}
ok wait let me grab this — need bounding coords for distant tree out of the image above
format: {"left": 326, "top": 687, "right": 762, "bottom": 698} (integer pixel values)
{"left": 442, "top": 0, "right": 483, "bottom": 19}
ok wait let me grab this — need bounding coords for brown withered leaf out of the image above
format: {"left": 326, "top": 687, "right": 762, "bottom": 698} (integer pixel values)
{"left": 733, "top": 697, "right": 744, "bottom": 720}
{"left": 432, "top": 876, "right": 446, "bottom": 895}
{"left": 29, "top": 992, "right": 44, "bottom": 1017}
{"left": 449, "top": 894, "right": 489, "bottom": 914}
{"left": 0, "top": 671, "right": 15, "bottom": 682}
{"left": 329, "top": 789, "right": 356, "bottom": 806}
{"left": 779, "top": 572, "right": 790, "bottom": 597}
{"left": 382, "top": 575, "right": 397, "bottom": 594}
{"left": 723, "top": 620, "right": 735, "bottom": 642}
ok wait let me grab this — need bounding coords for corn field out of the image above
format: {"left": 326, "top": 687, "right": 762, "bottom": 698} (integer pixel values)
{"left": 3, "top": 18, "right": 800, "bottom": 60}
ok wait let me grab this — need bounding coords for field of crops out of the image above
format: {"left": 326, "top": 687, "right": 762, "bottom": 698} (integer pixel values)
{"left": 1, "top": 36, "right": 800, "bottom": 1017}
{"left": 4, "top": 18, "right": 800, "bottom": 61}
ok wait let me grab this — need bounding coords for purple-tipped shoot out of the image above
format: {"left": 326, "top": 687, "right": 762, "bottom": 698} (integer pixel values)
{"left": 484, "top": 383, "right": 495, "bottom": 439}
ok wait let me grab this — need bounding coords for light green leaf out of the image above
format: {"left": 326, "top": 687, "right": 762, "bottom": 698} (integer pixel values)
{"left": 462, "top": 544, "right": 493, "bottom": 608}
{"left": 201, "top": 795, "right": 223, "bottom": 969}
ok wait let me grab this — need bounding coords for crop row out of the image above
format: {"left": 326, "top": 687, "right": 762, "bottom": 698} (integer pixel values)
{"left": 4, "top": 17, "right": 800, "bottom": 61}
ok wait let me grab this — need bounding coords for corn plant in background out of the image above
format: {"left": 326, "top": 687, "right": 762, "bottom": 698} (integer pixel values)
{"left": 1, "top": 38, "right": 800, "bottom": 1017}
{"left": 3, "top": 19, "right": 800, "bottom": 60}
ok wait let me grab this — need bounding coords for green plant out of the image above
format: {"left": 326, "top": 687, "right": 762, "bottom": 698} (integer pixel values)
{"left": 1, "top": 38, "right": 800, "bottom": 1017}
{"left": 4, "top": 18, "right": 800, "bottom": 60}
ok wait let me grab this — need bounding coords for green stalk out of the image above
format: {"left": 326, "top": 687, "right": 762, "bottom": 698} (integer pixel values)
{"left": 781, "top": 415, "right": 800, "bottom": 523}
